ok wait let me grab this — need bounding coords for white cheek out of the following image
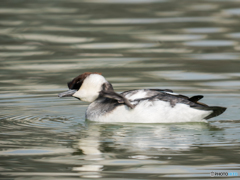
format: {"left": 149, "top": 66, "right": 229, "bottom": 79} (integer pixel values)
{"left": 73, "top": 90, "right": 88, "bottom": 101}
{"left": 72, "top": 91, "right": 82, "bottom": 98}
{"left": 73, "top": 89, "right": 98, "bottom": 102}
{"left": 72, "top": 74, "right": 107, "bottom": 103}
{"left": 73, "top": 90, "right": 84, "bottom": 99}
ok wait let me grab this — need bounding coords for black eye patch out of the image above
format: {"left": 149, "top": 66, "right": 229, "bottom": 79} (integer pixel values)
{"left": 68, "top": 79, "right": 83, "bottom": 90}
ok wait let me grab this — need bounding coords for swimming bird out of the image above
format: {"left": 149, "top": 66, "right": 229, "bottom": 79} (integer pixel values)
{"left": 58, "top": 72, "right": 226, "bottom": 123}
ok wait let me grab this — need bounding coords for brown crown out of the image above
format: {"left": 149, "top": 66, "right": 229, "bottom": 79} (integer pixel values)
{"left": 68, "top": 72, "right": 102, "bottom": 89}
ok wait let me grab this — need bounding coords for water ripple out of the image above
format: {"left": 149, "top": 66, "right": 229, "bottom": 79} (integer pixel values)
{"left": 128, "top": 48, "right": 192, "bottom": 53}
{"left": 72, "top": 42, "right": 158, "bottom": 49}
{"left": 184, "top": 27, "right": 228, "bottom": 33}
{"left": 0, "top": 45, "right": 38, "bottom": 50}
{"left": 135, "top": 34, "right": 205, "bottom": 41}
{"left": 224, "top": 8, "right": 240, "bottom": 15}
{"left": 0, "top": 51, "right": 53, "bottom": 57}
{"left": 227, "top": 32, "right": 240, "bottom": 38}
{"left": 1, "top": 0, "right": 240, "bottom": 179}
{"left": 0, "top": 148, "right": 73, "bottom": 156}
{"left": 12, "top": 34, "right": 95, "bottom": 44}
{"left": 81, "top": 0, "right": 167, "bottom": 3}
{"left": 185, "top": 40, "right": 237, "bottom": 47}
{"left": 146, "top": 71, "right": 228, "bottom": 81}
{"left": 0, "top": 8, "right": 78, "bottom": 14}
{"left": 185, "top": 53, "right": 240, "bottom": 60}
{"left": 80, "top": 17, "right": 222, "bottom": 25}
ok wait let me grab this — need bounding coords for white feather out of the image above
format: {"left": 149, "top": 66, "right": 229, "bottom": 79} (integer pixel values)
{"left": 165, "top": 92, "right": 180, "bottom": 95}
{"left": 87, "top": 100, "right": 212, "bottom": 123}
{"left": 73, "top": 74, "right": 107, "bottom": 102}
{"left": 125, "top": 90, "right": 148, "bottom": 101}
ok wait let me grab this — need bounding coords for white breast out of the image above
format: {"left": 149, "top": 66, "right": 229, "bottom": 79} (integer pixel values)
{"left": 86, "top": 100, "right": 212, "bottom": 123}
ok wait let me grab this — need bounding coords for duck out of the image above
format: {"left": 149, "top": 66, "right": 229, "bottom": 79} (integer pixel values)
{"left": 58, "top": 72, "right": 226, "bottom": 123}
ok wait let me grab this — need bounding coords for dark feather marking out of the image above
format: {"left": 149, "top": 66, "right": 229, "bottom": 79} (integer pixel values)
{"left": 170, "top": 99, "right": 178, "bottom": 107}
{"left": 189, "top": 95, "right": 204, "bottom": 102}
{"left": 129, "top": 92, "right": 204, "bottom": 108}
{"left": 102, "top": 82, "right": 114, "bottom": 91}
{"left": 121, "top": 89, "right": 192, "bottom": 107}
{"left": 156, "top": 93, "right": 193, "bottom": 107}
{"left": 100, "top": 83, "right": 134, "bottom": 109}
{"left": 87, "top": 97, "right": 121, "bottom": 118}
{"left": 99, "top": 91, "right": 134, "bottom": 109}
{"left": 149, "top": 89, "right": 173, "bottom": 93}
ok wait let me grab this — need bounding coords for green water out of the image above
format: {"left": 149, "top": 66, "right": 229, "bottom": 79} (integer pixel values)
{"left": 0, "top": 0, "right": 240, "bottom": 179}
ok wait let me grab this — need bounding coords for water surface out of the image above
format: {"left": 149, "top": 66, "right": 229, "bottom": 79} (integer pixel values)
{"left": 0, "top": 0, "right": 240, "bottom": 179}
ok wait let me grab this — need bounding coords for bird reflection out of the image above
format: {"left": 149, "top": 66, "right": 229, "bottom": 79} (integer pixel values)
{"left": 72, "top": 121, "right": 222, "bottom": 177}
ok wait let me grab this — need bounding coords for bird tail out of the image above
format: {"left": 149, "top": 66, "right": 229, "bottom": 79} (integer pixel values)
{"left": 192, "top": 106, "right": 227, "bottom": 120}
